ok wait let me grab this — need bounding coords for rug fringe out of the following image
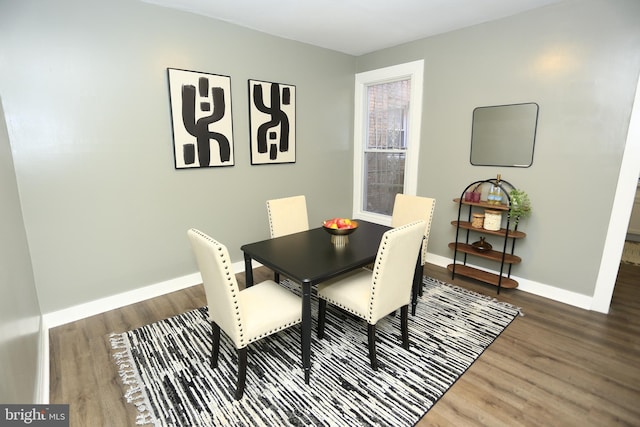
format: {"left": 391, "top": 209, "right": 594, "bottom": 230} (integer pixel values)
{"left": 109, "top": 333, "right": 157, "bottom": 426}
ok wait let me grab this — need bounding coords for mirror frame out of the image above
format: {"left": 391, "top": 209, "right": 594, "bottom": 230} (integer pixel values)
{"left": 470, "top": 102, "right": 539, "bottom": 168}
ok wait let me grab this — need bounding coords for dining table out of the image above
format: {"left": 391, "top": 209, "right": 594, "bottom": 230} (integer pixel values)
{"left": 241, "top": 219, "right": 422, "bottom": 384}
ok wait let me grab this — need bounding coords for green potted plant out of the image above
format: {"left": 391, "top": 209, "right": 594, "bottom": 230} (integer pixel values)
{"left": 508, "top": 189, "right": 531, "bottom": 227}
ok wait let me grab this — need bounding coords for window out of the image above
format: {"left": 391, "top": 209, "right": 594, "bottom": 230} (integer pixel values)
{"left": 352, "top": 61, "right": 424, "bottom": 224}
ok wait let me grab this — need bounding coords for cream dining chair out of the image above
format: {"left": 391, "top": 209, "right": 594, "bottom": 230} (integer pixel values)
{"left": 187, "top": 228, "right": 302, "bottom": 400}
{"left": 266, "top": 195, "right": 309, "bottom": 237}
{"left": 266, "top": 195, "right": 309, "bottom": 282}
{"left": 316, "top": 220, "right": 426, "bottom": 371}
{"left": 391, "top": 193, "right": 436, "bottom": 310}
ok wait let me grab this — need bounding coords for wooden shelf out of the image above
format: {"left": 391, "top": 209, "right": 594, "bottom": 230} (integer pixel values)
{"left": 451, "top": 221, "right": 526, "bottom": 238}
{"left": 448, "top": 242, "right": 522, "bottom": 264}
{"left": 447, "top": 264, "right": 519, "bottom": 289}
{"left": 451, "top": 180, "right": 524, "bottom": 293}
{"left": 453, "top": 198, "right": 509, "bottom": 211}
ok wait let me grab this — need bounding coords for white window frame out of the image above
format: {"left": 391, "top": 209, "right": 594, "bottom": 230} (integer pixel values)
{"left": 352, "top": 60, "right": 425, "bottom": 225}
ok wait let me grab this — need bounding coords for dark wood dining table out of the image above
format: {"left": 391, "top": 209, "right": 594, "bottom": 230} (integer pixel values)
{"left": 241, "top": 219, "right": 422, "bottom": 384}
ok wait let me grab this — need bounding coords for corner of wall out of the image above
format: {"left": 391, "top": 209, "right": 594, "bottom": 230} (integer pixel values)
{"left": 35, "top": 316, "right": 49, "bottom": 404}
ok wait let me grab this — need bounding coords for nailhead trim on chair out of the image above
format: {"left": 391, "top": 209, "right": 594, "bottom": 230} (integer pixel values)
{"left": 266, "top": 203, "right": 276, "bottom": 238}
{"left": 246, "top": 320, "right": 301, "bottom": 345}
{"left": 367, "top": 231, "right": 392, "bottom": 323}
{"left": 420, "top": 199, "right": 436, "bottom": 266}
{"left": 191, "top": 228, "right": 247, "bottom": 346}
{"left": 320, "top": 295, "right": 368, "bottom": 319}
{"left": 219, "top": 245, "right": 246, "bottom": 345}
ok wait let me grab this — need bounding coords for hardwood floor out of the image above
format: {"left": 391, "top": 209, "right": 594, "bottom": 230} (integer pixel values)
{"left": 49, "top": 263, "right": 640, "bottom": 426}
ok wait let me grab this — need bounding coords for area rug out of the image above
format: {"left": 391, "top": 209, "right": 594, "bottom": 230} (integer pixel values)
{"left": 622, "top": 240, "right": 640, "bottom": 265}
{"left": 110, "top": 277, "right": 521, "bottom": 426}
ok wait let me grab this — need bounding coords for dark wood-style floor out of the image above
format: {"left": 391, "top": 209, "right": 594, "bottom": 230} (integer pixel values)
{"left": 49, "top": 262, "right": 640, "bottom": 426}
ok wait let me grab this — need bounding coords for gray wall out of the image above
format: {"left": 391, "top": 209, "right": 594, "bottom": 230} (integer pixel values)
{"left": 1, "top": 0, "right": 639, "bottom": 403}
{"left": 357, "top": 0, "right": 640, "bottom": 297}
{"left": 0, "top": 97, "right": 42, "bottom": 403}
{"left": 0, "top": 0, "right": 355, "bottom": 314}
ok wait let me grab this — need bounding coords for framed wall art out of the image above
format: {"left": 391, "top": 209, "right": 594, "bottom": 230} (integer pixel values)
{"left": 167, "top": 68, "right": 235, "bottom": 168}
{"left": 248, "top": 79, "right": 296, "bottom": 165}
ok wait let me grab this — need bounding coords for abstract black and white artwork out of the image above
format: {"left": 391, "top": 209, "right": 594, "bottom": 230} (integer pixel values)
{"left": 168, "top": 68, "right": 235, "bottom": 169}
{"left": 248, "top": 79, "right": 296, "bottom": 165}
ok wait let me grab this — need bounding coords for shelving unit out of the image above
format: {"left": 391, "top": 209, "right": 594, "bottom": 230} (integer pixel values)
{"left": 448, "top": 178, "right": 526, "bottom": 293}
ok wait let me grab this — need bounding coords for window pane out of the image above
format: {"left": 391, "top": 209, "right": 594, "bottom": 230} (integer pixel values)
{"left": 363, "top": 79, "right": 410, "bottom": 215}
{"left": 364, "top": 152, "right": 405, "bottom": 215}
{"left": 367, "top": 80, "right": 410, "bottom": 150}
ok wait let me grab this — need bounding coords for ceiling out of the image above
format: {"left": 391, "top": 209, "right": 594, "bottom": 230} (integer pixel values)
{"left": 141, "top": 0, "right": 565, "bottom": 56}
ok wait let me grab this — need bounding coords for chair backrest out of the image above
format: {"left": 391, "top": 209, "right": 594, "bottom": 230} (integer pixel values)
{"left": 266, "top": 195, "right": 309, "bottom": 238}
{"left": 391, "top": 193, "right": 436, "bottom": 265}
{"left": 368, "top": 220, "right": 426, "bottom": 324}
{"left": 187, "top": 229, "right": 246, "bottom": 348}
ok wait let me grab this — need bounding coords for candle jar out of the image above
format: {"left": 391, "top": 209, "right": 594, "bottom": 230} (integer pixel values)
{"left": 471, "top": 213, "right": 484, "bottom": 228}
{"left": 483, "top": 209, "right": 502, "bottom": 231}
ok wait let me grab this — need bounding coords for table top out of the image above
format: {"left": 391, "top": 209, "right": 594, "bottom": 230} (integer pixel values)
{"left": 241, "top": 220, "right": 390, "bottom": 285}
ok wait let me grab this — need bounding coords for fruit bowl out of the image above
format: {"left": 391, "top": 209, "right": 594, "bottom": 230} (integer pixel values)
{"left": 323, "top": 219, "right": 358, "bottom": 247}
{"left": 322, "top": 218, "right": 358, "bottom": 235}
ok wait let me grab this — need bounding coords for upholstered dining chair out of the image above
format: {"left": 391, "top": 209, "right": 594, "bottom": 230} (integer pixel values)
{"left": 187, "top": 228, "right": 302, "bottom": 400}
{"left": 266, "top": 195, "right": 309, "bottom": 238}
{"left": 391, "top": 194, "right": 436, "bottom": 301}
{"left": 266, "top": 195, "right": 309, "bottom": 282}
{"left": 316, "top": 220, "right": 426, "bottom": 371}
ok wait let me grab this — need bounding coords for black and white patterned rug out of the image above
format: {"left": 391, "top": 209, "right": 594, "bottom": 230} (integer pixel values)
{"left": 110, "top": 276, "right": 521, "bottom": 426}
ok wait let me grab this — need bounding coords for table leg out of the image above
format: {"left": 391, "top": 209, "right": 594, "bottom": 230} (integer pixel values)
{"left": 244, "top": 253, "right": 254, "bottom": 288}
{"left": 301, "top": 281, "right": 311, "bottom": 384}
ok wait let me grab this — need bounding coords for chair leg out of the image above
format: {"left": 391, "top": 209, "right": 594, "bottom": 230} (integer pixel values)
{"left": 411, "top": 256, "right": 422, "bottom": 316}
{"left": 368, "top": 323, "right": 379, "bottom": 371}
{"left": 317, "top": 299, "right": 327, "bottom": 339}
{"left": 401, "top": 305, "right": 409, "bottom": 350}
{"left": 235, "top": 347, "right": 247, "bottom": 400}
{"left": 211, "top": 322, "right": 220, "bottom": 369}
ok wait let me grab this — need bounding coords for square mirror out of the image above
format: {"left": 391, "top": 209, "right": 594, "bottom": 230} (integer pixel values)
{"left": 470, "top": 102, "right": 539, "bottom": 167}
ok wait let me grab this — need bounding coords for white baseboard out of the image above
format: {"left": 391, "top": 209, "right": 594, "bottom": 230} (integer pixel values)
{"left": 42, "top": 272, "right": 202, "bottom": 329}
{"left": 41, "top": 260, "right": 260, "bottom": 329}
{"left": 627, "top": 233, "right": 640, "bottom": 242}
{"left": 426, "top": 253, "right": 593, "bottom": 310}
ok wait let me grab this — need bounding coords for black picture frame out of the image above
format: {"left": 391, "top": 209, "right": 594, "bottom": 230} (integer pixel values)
{"left": 248, "top": 79, "right": 296, "bottom": 165}
{"left": 168, "top": 68, "right": 235, "bottom": 168}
